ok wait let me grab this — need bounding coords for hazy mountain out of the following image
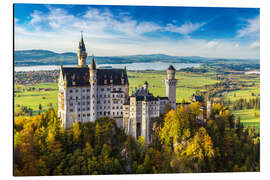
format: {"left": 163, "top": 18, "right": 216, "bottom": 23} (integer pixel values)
{"left": 14, "top": 49, "right": 260, "bottom": 66}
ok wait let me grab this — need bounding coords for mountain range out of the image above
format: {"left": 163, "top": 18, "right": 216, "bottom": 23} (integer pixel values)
{"left": 14, "top": 49, "right": 259, "bottom": 66}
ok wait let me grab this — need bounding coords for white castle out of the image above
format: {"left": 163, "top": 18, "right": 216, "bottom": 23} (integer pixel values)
{"left": 58, "top": 34, "right": 177, "bottom": 143}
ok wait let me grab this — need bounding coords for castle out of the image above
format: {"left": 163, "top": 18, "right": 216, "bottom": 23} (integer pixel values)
{"left": 58, "top": 34, "right": 178, "bottom": 143}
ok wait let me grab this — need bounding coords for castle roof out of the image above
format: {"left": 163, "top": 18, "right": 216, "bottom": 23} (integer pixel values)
{"left": 168, "top": 65, "right": 176, "bottom": 71}
{"left": 192, "top": 95, "right": 203, "bottom": 102}
{"left": 60, "top": 66, "right": 128, "bottom": 87}
{"left": 90, "top": 56, "right": 96, "bottom": 70}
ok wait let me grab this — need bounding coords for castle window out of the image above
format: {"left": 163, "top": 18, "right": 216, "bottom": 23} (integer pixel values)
{"left": 87, "top": 107, "right": 90, "bottom": 111}
{"left": 78, "top": 114, "right": 80, "bottom": 117}
{"left": 70, "top": 109, "right": 73, "bottom": 112}
{"left": 83, "top": 114, "right": 85, "bottom": 117}
{"left": 113, "top": 112, "right": 115, "bottom": 115}
{"left": 83, "top": 108, "right": 85, "bottom": 111}
{"left": 87, "top": 89, "right": 90, "bottom": 92}
{"left": 82, "top": 89, "right": 85, "bottom": 92}
{"left": 108, "top": 100, "right": 110, "bottom": 103}
{"left": 70, "top": 97, "right": 72, "bottom": 100}
{"left": 82, "top": 96, "right": 85, "bottom": 99}
{"left": 112, "top": 106, "right": 115, "bottom": 109}
{"left": 107, "top": 88, "right": 110, "bottom": 91}
{"left": 117, "top": 112, "right": 119, "bottom": 115}
{"left": 87, "top": 113, "right": 90, "bottom": 116}
{"left": 70, "top": 90, "right": 73, "bottom": 93}
{"left": 87, "top": 101, "right": 90, "bottom": 105}
{"left": 76, "top": 97, "right": 78, "bottom": 100}
{"left": 82, "top": 102, "right": 85, "bottom": 105}
{"left": 121, "top": 112, "right": 123, "bottom": 115}
{"left": 104, "top": 94, "right": 106, "bottom": 98}
{"left": 78, "top": 108, "right": 80, "bottom": 111}
{"left": 108, "top": 112, "right": 110, "bottom": 115}
{"left": 87, "top": 96, "right": 90, "bottom": 99}
{"left": 113, "top": 88, "right": 116, "bottom": 91}
{"left": 116, "top": 106, "right": 119, "bottom": 109}
{"left": 118, "top": 88, "right": 121, "bottom": 91}
{"left": 101, "top": 88, "right": 104, "bottom": 91}
{"left": 78, "top": 102, "right": 80, "bottom": 105}
{"left": 112, "top": 94, "right": 115, "bottom": 98}
{"left": 76, "top": 89, "right": 78, "bottom": 93}
{"left": 70, "top": 103, "right": 73, "bottom": 106}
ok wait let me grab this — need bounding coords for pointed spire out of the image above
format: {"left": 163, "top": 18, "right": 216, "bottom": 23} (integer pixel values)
{"left": 90, "top": 54, "right": 96, "bottom": 70}
{"left": 78, "top": 31, "right": 86, "bottom": 51}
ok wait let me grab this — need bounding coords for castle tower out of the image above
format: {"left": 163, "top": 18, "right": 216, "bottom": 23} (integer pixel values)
{"left": 142, "top": 99, "right": 150, "bottom": 143}
{"left": 164, "top": 65, "right": 177, "bottom": 109}
{"left": 77, "top": 32, "right": 88, "bottom": 67}
{"left": 90, "top": 55, "right": 97, "bottom": 122}
{"left": 143, "top": 81, "right": 148, "bottom": 93}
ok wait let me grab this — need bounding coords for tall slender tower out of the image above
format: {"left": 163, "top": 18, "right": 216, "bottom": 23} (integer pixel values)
{"left": 89, "top": 55, "right": 97, "bottom": 122}
{"left": 164, "top": 65, "right": 177, "bottom": 109}
{"left": 77, "top": 32, "right": 88, "bottom": 67}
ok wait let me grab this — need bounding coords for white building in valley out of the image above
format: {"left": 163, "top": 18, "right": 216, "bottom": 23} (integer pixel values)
{"left": 58, "top": 34, "right": 177, "bottom": 143}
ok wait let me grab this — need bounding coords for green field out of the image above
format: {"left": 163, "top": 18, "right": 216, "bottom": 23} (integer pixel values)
{"left": 14, "top": 83, "right": 58, "bottom": 115}
{"left": 224, "top": 86, "right": 260, "bottom": 101}
{"left": 232, "top": 109, "right": 260, "bottom": 131}
{"left": 221, "top": 75, "right": 260, "bottom": 131}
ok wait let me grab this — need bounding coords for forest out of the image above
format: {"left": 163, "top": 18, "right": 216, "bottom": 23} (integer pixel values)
{"left": 14, "top": 102, "right": 260, "bottom": 176}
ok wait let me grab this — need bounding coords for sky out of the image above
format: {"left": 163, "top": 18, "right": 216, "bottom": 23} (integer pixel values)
{"left": 14, "top": 4, "right": 260, "bottom": 59}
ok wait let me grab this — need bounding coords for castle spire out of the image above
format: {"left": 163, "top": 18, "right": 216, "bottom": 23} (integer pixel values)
{"left": 90, "top": 54, "right": 96, "bottom": 70}
{"left": 79, "top": 31, "right": 86, "bottom": 51}
{"left": 77, "top": 31, "right": 87, "bottom": 67}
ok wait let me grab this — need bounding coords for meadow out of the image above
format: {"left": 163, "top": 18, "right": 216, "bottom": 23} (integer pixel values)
{"left": 222, "top": 74, "right": 260, "bottom": 130}
{"left": 14, "top": 83, "right": 58, "bottom": 115}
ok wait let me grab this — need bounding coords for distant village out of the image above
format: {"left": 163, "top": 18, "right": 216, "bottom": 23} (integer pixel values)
{"left": 15, "top": 70, "right": 59, "bottom": 85}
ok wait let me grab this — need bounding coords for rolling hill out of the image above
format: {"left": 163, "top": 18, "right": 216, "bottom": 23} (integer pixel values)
{"left": 14, "top": 49, "right": 260, "bottom": 66}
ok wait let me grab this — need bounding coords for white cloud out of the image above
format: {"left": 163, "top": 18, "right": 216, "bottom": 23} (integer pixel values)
{"left": 237, "top": 15, "right": 260, "bottom": 38}
{"left": 250, "top": 41, "right": 260, "bottom": 49}
{"left": 234, "top": 43, "right": 239, "bottom": 48}
{"left": 207, "top": 41, "right": 219, "bottom": 48}
{"left": 29, "top": 10, "right": 43, "bottom": 25}
{"left": 14, "top": 18, "right": 19, "bottom": 23}
{"left": 165, "top": 22, "right": 205, "bottom": 35}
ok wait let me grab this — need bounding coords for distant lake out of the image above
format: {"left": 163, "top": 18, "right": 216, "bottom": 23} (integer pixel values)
{"left": 14, "top": 62, "right": 200, "bottom": 72}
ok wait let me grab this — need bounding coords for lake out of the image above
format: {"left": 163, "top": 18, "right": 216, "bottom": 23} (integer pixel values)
{"left": 14, "top": 62, "right": 200, "bottom": 72}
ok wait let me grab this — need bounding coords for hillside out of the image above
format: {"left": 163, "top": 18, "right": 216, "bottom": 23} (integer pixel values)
{"left": 14, "top": 49, "right": 260, "bottom": 66}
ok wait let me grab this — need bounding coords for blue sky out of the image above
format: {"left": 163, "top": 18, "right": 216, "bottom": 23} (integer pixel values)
{"left": 14, "top": 4, "right": 260, "bottom": 59}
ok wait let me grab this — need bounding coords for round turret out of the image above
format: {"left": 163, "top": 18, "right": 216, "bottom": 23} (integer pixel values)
{"left": 167, "top": 65, "right": 176, "bottom": 79}
{"left": 143, "top": 81, "right": 148, "bottom": 92}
